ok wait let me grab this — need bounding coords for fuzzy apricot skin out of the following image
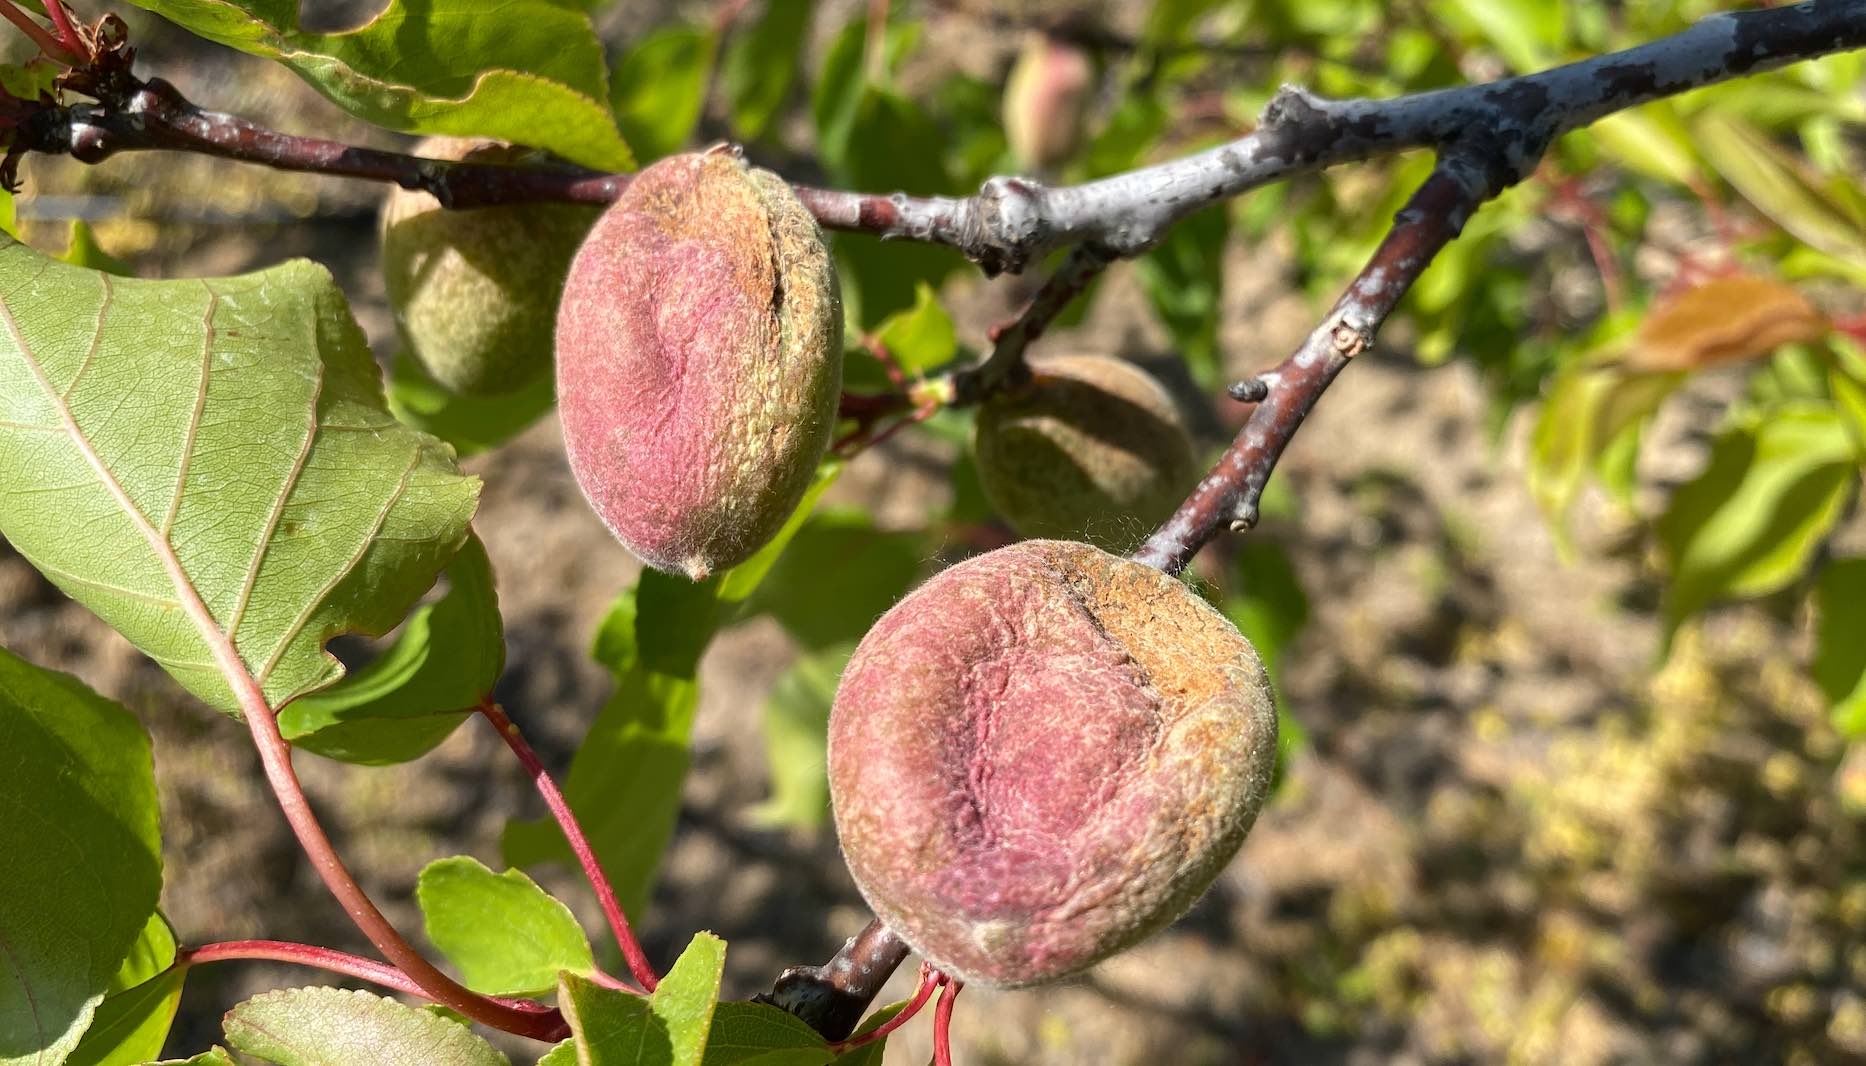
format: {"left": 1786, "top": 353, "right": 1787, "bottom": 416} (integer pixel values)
{"left": 828, "top": 540, "right": 1278, "bottom": 987}
{"left": 555, "top": 152, "right": 842, "bottom": 580}
{"left": 380, "top": 137, "right": 598, "bottom": 396}
{"left": 973, "top": 354, "right": 1200, "bottom": 553}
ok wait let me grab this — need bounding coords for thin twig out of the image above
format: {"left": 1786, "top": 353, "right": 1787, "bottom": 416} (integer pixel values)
{"left": 952, "top": 244, "right": 1114, "bottom": 404}
{"left": 479, "top": 699, "right": 658, "bottom": 994}
{"left": 1133, "top": 152, "right": 1498, "bottom": 574}
{"left": 177, "top": 939, "right": 557, "bottom": 1015}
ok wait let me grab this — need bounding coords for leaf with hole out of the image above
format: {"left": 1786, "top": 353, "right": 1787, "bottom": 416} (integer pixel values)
{"left": 278, "top": 534, "right": 502, "bottom": 765}
{"left": 0, "top": 238, "right": 480, "bottom": 716}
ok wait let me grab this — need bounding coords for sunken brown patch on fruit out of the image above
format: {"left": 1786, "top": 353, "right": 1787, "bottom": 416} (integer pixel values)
{"left": 828, "top": 540, "right": 1277, "bottom": 987}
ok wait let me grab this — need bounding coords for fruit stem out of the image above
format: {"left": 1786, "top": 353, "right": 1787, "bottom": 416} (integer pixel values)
{"left": 828, "top": 963, "right": 942, "bottom": 1053}
{"left": 932, "top": 973, "right": 962, "bottom": 1066}
{"left": 479, "top": 699, "right": 660, "bottom": 993}
{"left": 177, "top": 939, "right": 557, "bottom": 1016}
{"left": 0, "top": 0, "right": 79, "bottom": 64}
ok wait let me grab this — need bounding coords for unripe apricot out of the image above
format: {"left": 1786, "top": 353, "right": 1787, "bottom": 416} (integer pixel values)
{"left": 380, "top": 137, "right": 598, "bottom": 395}
{"left": 1003, "top": 32, "right": 1093, "bottom": 174}
{"left": 828, "top": 540, "right": 1278, "bottom": 987}
{"left": 556, "top": 151, "right": 842, "bottom": 580}
{"left": 973, "top": 354, "right": 1200, "bottom": 553}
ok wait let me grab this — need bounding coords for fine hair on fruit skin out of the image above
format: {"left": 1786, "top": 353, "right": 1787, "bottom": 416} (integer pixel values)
{"left": 828, "top": 539, "right": 1279, "bottom": 988}
{"left": 555, "top": 150, "right": 843, "bottom": 581}
{"left": 379, "top": 136, "right": 599, "bottom": 396}
{"left": 973, "top": 354, "right": 1201, "bottom": 554}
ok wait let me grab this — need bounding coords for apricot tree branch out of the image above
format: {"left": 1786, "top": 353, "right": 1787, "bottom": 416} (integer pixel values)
{"left": 1133, "top": 152, "right": 1496, "bottom": 574}
{"left": 756, "top": 917, "right": 912, "bottom": 1041}
{"left": 9, "top": 0, "right": 1863, "bottom": 273}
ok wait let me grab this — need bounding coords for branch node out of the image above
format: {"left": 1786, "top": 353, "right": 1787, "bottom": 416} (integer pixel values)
{"left": 971, "top": 175, "right": 1050, "bottom": 275}
{"left": 1226, "top": 376, "right": 1270, "bottom": 403}
{"left": 1228, "top": 499, "right": 1260, "bottom": 533}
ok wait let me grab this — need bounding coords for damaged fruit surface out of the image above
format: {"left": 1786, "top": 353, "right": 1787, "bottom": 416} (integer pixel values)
{"left": 828, "top": 540, "right": 1278, "bottom": 987}
{"left": 380, "top": 137, "right": 599, "bottom": 395}
{"left": 556, "top": 151, "right": 842, "bottom": 580}
{"left": 974, "top": 354, "right": 1200, "bottom": 553}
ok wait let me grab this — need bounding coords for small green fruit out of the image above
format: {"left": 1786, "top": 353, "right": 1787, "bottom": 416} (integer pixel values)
{"left": 379, "top": 137, "right": 598, "bottom": 395}
{"left": 973, "top": 354, "right": 1200, "bottom": 553}
{"left": 556, "top": 151, "right": 842, "bottom": 580}
{"left": 829, "top": 539, "right": 1278, "bottom": 987}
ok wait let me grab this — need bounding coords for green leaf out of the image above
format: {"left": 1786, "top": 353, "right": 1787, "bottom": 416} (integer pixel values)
{"left": 537, "top": 1042, "right": 578, "bottom": 1066}
{"left": 505, "top": 468, "right": 841, "bottom": 915}
{"left": 68, "top": 912, "right": 183, "bottom": 1066}
{"left": 612, "top": 27, "right": 715, "bottom": 162}
{"left": 223, "top": 987, "right": 509, "bottom": 1066}
{"left": 560, "top": 934, "right": 727, "bottom": 1066}
{"left": 1696, "top": 113, "right": 1866, "bottom": 266}
{"left": 0, "top": 648, "right": 162, "bottom": 1066}
{"left": 0, "top": 238, "right": 480, "bottom": 715}
{"left": 722, "top": 0, "right": 814, "bottom": 141}
{"left": 648, "top": 934, "right": 727, "bottom": 1066}
{"left": 745, "top": 510, "right": 923, "bottom": 651}
{"left": 278, "top": 533, "right": 501, "bottom": 765}
{"left": 1528, "top": 363, "right": 1683, "bottom": 539}
{"left": 1134, "top": 204, "right": 1230, "bottom": 387}
{"left": 701, "top": 1003, "right": 830, "bottom": 1066}
{"left": 1832, "top": 363, "right": 1866, "bottom": 455}
{"left": 386, "top": 349, "right": 556, "bottom": 459}
{"left": 123, "top": 0, "right": 632, "bottom": 170}
{"left": 1434, "top": 0, "right": 1561, "bottom": 72}
{"left": 1588, "top": 104, "right": 1701, "bottom": 187}
{"left": 1814, "top": 558, "right": 1866, "bottom": 738}
{"left": 153, "top": 1049, "right": 236, "bottom": 1066}
{"left": 61, "top": 221, "right": 133, "bottom": 277}
{"left": 747, "top": 644, "right": 850, "bottom": 831}
{"left": 67, "top": 969, "right": 184, "bottom": 1066}
{"left": 872, "top": 284, "right": 958, "bottom": 376}
{"left": 1658, "top": 404, "right": 1860, "bottom": 629}
{"left": 417, "top": 856, "right": 595, "bottom": 997}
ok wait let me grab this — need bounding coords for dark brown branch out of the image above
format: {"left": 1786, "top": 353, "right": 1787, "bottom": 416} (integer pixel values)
{"left": 755, "top": 917, "right": 912, "bottom": 1041}
{"left": 10, "top": 1, "right": 1861, "bottom": 273}
{"left": 1131, "top": 152, "right": 1496, "bottom": 574}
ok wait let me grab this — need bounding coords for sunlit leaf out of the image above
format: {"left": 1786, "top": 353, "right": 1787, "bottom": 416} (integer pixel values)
{"left": 1696, "top": 113, "right": 1866, "bottom": 266}
{"left": 0, "top": 238, "right": 480, "bottom": 715}
{"left": 223, "top": 987, "right": 509, "bottom": 1066}
{"left": 560, "top": 934, "right": 726, "bottom": 1066}
{"left": 417, "top": 856, "right": 595, "bottom": 997}
{"left": 123, "top": 0, "right": 632, "bottom": 170}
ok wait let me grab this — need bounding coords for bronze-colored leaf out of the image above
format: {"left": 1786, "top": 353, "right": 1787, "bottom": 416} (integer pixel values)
{"left": 1628, "top": 275, "right": 1829, "bottom": 372}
